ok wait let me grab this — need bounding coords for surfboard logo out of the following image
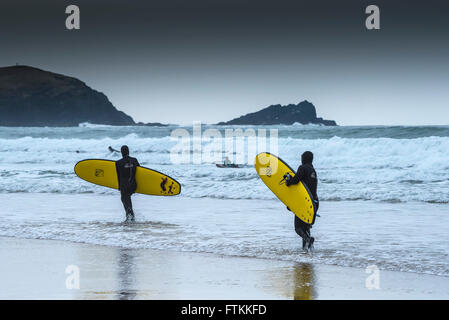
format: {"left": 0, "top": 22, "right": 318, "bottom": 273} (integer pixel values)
{"left": 168, "top": 182, "right": 174, "bottom": 195}
{"left": 160, "top": 177, "right": 167, "bottom": 192}
{"left": 94, "top": 169, "right": 104, "bottom": 177}
{"left": 160, "top": 177, "right": 176, "bottom": 195}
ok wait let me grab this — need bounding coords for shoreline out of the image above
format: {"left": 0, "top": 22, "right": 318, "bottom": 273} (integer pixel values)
{"left": 1, "top": 193, "right": 449, "bottom": 277}
{"left": 1, "top": 236, "right": 448, "bottom": 299}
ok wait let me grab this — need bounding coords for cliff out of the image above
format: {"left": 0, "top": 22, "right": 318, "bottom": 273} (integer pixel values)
{"left": 0, "top": 65, "right": 135, "bottom": 126}
{"left": 217, "top": 101, "right": 337, "bottom": 126}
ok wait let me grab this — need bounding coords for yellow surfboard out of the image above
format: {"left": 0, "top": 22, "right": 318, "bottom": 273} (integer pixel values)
{"left": 74, "top": 159, "right": 181, "bottom": 196}
{"left": 255, "top": 152, "right": 317, "bottom": 224}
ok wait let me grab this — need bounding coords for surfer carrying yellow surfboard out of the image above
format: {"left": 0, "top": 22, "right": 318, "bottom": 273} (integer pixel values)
{"left": 115, "top": 145, "right": 140, "bottom": 222}
{"left": 285, "top": 151, "right": 319, "bottom": 251}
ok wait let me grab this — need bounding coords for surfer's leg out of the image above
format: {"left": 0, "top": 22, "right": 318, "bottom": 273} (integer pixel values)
{"left": 126, "top": 193, "right": 135, "bottom": 221}
{"left": 128, "top": 194, "right": 135, "bottom": 218}
{"left": 120, "top": 191, "right": 129, "bottom": 211}
{"left": 121, "top": 191, "right": 134, "bottom": 220}
{"left": 303, "top": 225, "right": 314, "bottom": 250}
{"left": 294, "top": 216, "right": 311, "bottom": 249}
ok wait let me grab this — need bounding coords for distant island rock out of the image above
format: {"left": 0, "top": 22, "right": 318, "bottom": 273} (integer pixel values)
{"left": 0, "top": 65, "right": 135, "bottom": 126}
{"left": 217, "top": 101, "right": 337, "bottom": 126}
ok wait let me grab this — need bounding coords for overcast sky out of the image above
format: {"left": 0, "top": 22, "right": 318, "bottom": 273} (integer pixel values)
{"left": 1, "top": 0, "right": 448, "bottom": 125}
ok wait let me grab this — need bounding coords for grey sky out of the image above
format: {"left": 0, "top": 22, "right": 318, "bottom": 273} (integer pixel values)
{"left": 1, "top": 0, "right": 448, "bottom": 125}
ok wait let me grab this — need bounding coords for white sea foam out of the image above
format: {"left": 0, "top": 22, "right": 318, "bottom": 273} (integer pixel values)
{"left": 78, "top": 122, "right": 115, "bottom": 128}
{"left": 1, "top": 131, "right": 449, "bottom": 203}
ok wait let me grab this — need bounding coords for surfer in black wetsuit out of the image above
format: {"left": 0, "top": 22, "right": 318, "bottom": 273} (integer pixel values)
{"left": 109, "top": 146, "right": 120, "bottom": 153}
{"left": 115, "top": 145, "right": 140, "bottom": 222}
{"left": 285, "top": 151, "right": 319, "bottom": 251}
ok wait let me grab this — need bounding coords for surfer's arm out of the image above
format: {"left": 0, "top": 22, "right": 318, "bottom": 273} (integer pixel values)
{"left": 133, "top": 158, "right": 140, "bottom": 176}
{"left": 286, "top": 165, "right": 304, "bottom": 186}
{"left": 131, "top": 158, "right": 140, "bottom": 180}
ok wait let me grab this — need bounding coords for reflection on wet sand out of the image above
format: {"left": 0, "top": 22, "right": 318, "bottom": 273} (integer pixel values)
{"left": 292, "top": 263, "right": 316, "bottom": 300}
{"left": 69, "top": 238, "right": 319, "bottom": 299}
{"left": 116, "top": 248, "right": 138, "bottom": 300}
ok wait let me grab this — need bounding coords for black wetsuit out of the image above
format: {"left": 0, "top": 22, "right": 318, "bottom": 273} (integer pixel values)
{"left": 115, "top": 156, "right": 140, "bottom": 215}
{"left": 286, "top": 163, "right": 319, "bottom": 246}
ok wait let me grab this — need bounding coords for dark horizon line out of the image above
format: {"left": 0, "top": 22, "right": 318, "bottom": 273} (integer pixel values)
{"left": 2, "top": 123, "right": 449, "bottom": 128}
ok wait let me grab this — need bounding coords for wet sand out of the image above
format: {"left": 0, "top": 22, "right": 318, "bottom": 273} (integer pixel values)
{"left": 0, "top": 236, "right": 448, "bottom": 299}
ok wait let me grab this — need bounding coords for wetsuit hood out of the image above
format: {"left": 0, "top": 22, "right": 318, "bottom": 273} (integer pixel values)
{"left": 301, "top": 151, "right": 313, "bottom": 165}
{"left": 121, "top": 145, "right": 129, "bottom": 157}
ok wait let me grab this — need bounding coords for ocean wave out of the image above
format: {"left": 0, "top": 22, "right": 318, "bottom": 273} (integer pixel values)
{"left": 78, "top": 122, "right": 115, "bottom": 128}
{"left": 1, "top": 128, "right": 449, "bottom": 204}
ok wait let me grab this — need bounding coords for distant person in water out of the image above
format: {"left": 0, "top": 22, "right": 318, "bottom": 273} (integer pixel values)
{"left": 224, "top": 156, "right": 232, "bottom": 166}
{"left": 285, "top": 151, "right": 319, "bottom": 251}
{"left": 115, "top": 145, "right": 140, "bottom": 222}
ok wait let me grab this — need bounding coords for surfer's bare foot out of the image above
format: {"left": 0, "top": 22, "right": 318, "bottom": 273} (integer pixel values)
{"left": 301, "top": 238, "right": 309, "bottom": 253}
{"left": 125, "top": 210, "right": 135, "bottom": 222}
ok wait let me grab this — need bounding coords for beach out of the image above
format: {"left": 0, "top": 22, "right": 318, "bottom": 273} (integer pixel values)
{"left": 2, "top": 236, "right": 448, "bottom": 300}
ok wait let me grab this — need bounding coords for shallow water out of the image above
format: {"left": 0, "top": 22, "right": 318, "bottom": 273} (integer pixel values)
{"left": 1, "top": 194, "right": 448, "bottom": 277}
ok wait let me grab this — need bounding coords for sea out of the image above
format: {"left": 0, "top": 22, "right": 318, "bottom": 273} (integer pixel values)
{"left": 0, "top": 124, "right": 448, "bottom": 276}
